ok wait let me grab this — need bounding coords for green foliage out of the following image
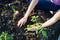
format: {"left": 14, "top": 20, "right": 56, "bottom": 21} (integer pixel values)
{"left": 27, "top": 25, "right": 30, "bottom": 28}
{"left": 9, "top": 4, "right": 16, "bottom": 13}
{"left": 25, "top": 16, "right": 48, "bottom": 38}
{"left": 11, "top": 6, "right": 16, "bottom": 13}
{"left": 36, "top": 28, "right": 48, "bottom": 38}
{"left": 42, "top": 31, "right": 47, "bottom": 38}
{"left": 0, "top": 32, "right": 14, "bottom": 40}
{"left": 31, "top": 16, "right": 39, "bottom": 22}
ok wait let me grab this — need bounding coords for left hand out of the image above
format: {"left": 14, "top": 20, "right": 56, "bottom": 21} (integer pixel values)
{"left": 27, "top": 27, "right": 36, "bottom": 31}
{"left": 27, "top": 27, "right": 39, "bottom": 31}
{"left": 27, "top": 26, "right": 43, "bottom": 31}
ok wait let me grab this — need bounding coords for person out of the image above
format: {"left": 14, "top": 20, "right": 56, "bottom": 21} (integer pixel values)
{"left": 17, "top": 0, "right": 60, "bottom": 31}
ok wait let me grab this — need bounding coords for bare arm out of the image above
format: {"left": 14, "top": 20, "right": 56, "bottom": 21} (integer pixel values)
{"left": 24, "top": 0, "right": 39, "bottom": 18}
{"left": 41, "top": 10, "right": 60, "bottom": 28}
{"left": 17, "top": 0, "right": 39, "bottom": 27}
{"left": 27, "top": 10, "right": 60, "bottom": 31}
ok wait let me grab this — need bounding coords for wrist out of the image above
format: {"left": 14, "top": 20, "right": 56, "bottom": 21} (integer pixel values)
{"left": 38, "top": 26, "right": 44, "bottom": 30}
{"left": 23, "top": 17, "right": 27, "bottom": 19}
{"left": 24, "top": 16, "right": 28, "bottom": 18}
{"left": 24, "top": 12, "right": 30, "bottom": 18}
{"left": 23, "top": 15, "right": 29, "bottom": 19}
{"left": 24, "top": 15, "right": 29, "bottom": 18}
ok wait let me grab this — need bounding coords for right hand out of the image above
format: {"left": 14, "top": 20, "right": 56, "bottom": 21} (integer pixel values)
{"left": 17, "top": 17, "right": 27, "bottom": 27}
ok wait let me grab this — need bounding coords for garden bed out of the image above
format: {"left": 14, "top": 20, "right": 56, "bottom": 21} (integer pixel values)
{"left": 0, "top": 0, "right": 59, "bottom": 40}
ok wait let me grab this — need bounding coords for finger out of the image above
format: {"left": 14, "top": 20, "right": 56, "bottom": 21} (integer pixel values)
{"left": 20, "top": 21, "right": 23, "bottom": 27}
{"left": 17, "top": 21, "right": 21, "bottom": 27}
{"left": 31, "top": 28, "right": 35, "bottom": 31}
{"left": 22, "top": 20, "right": 25, "bottom": 26}
{"left": 28, "top": 28, "right": 33, "bottom": 31}
{"left": 17, "top": 21, "right": 19, "bottom": 26}
{"left": 23, "top": 20, "right": 27, "bottom": 25}
{"left": 23, "top": 22, "right": 25, "bottom": 25}
{"left": 20, "top": 23, "right": 23, "bottom": 27}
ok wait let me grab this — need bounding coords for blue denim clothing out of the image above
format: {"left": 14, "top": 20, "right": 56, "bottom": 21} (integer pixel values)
{"left": 29, "top": 0, "right": 60, "bottom": 11}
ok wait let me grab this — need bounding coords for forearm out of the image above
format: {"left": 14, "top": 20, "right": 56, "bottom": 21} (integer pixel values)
{"left": 41, "top": 10, "right": 60, "bottom": 28}
{"left": 41, "top": 17, "right": 58, "bottom": 28}
{"left": 24, "top": 0, "right": 39, "bottom": 18}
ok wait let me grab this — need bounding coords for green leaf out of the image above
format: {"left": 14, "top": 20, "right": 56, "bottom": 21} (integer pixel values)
{"left": 44, "top": 28, "right": 48, "bottom": 30}
{"left": 39, "top": 23, "right": 43, "bottom": 25}
{"left": 36, "top": 30, "right": 39, "bottom": 34}
{"left": 42, "top": 31, "right": 47, "bottom": 38}
{"left": 27, "top": 25, "right": 30, "bottom": 28}
{"left": 31, "top": 16, "right": 39, "bottom": 22}
{"left": 36, "top": 16, "right": 39, "bottom": 18}
{"left": 0, "top": 32, "right": 13, "bottom": 40}
{"left": 38, "top": 30, "right": 42, "bottom": 34}
{"left": 35, "top": 23, "right": 39, "bottom": 26}
{"left": 0, "top": 36, "right": 2, "bottom": 40}
{"left": 11, "top": 6, "right": 16, "bottom": 13}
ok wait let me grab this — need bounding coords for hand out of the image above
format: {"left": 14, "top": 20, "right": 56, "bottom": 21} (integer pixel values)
{"left": 27, "top": 26, "right": 43, "bottom": 31}
{"left": 17, "top": 17, "right": 27, "bottom": 27}
{"left": 28, "top": 27, "right": 36, "bottom": 31}
{"left": 27, "top": 27, "right": 38, "bottom": 31}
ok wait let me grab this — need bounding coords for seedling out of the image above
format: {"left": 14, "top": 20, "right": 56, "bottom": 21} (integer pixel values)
{"left": 9, "top": 4, "right": 16, "bottom": 13}
{"left": 0, "top": 31, "right": 14, "bottom": 40}
{"left": 31, "top": 16, "right": 39, "bottom": 22}
{"left": 25, "top": 16, "right": 48, "bottom": 38}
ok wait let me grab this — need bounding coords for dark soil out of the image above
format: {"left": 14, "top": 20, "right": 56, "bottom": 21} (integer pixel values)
{"left": 0, "top": 0, "right": 60, "bottom": 40}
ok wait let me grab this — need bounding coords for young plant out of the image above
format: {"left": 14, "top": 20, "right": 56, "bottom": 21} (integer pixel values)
{"left": 0, "top": 32, "right": 14, "bottom": 40}
{"left": 11, "top": 6, "right": 16, "bottom": 13}
{"left": 31, "top": 16, "right": 39, "bottom": 22}
{"left": 25, "top": 16, "right": 48, "bottom": 38}
{"left": 9, "top": 4, "right": 16, "bottom": 13}
{"left": 36, "top": 28, "right": 48, "bottom": 38}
